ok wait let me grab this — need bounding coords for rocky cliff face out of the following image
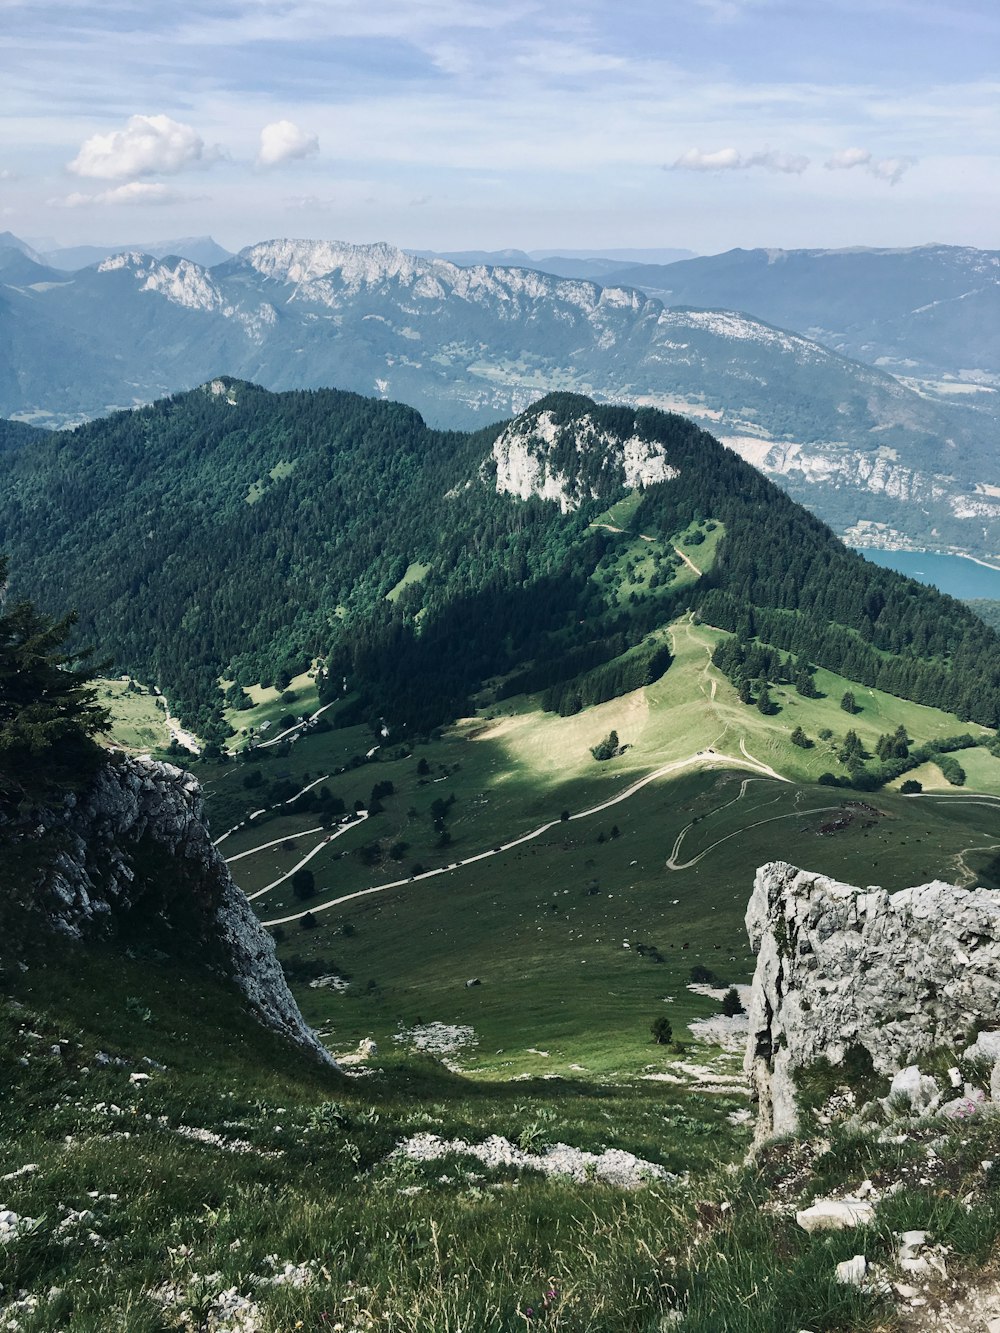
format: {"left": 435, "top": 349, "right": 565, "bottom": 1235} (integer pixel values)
{"left": 745, "top": 861, "right": 1000, "bottom": 1141}
{"left": 491, "top": 407, "right": 678, "bottom": 512}
{"left": 0, "top": 753, "right": 334, "bottom": 1066}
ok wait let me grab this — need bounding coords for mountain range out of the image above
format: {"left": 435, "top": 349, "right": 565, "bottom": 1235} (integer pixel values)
{"left": 1, "top": 234, "right": 997, "bottom": 554}
{"left": 608, "top": 244, "right": 1000, "bottom": 389}
{"left": 2, "top": 380, "right": 998, "bottom": 744}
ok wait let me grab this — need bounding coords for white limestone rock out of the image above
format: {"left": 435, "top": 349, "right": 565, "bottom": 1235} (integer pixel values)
{"left": 887, "top": 1066, "right": 940, "bottom": 1115}
{"left": 835, "top": 1255, "right": 867, "bottom": 1285}
{"left": 0, "top": 755, "right": 334, "bottom": 1067}
{"left": 796, "top": 1198, "right": 876, "bottom": 1233}
{"left": 745, "top": 861, "right": 1000, "bottom": 1142}
{"left": 490, "top": 408, "right": 678, "bottom": 513}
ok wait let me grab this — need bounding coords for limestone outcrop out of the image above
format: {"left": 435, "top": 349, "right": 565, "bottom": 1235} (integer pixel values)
{"left": 0, "top": 753, "right": 334, "bottom": 1066}
{"left": 745, "top": 861, "right": 1000, "bottom": 1141}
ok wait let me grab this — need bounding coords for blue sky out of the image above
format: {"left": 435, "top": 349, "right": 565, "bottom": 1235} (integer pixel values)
{"left": 2, "top": 0, "right": 998, "bottom": 254}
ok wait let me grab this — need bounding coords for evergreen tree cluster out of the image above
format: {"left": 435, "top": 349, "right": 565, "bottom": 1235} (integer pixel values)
{"left": 541, "top": 640, "right": 672, "bottom": 716}
{"left": 710, "top": 639, "right": 816, "bottom": 705}
{"left": 0, "top": 383, "right": 999, "bottom": 741}
{"left": 0, "top": 555, "right": 110, "bottom": 804}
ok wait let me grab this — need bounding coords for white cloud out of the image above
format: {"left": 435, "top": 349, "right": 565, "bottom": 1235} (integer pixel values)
{"left": 824, "top": 146, "right": 915, "bottom": 184}
{"left": 744, "top": 148, "right": 810, "bottom": 174}
{"left": 68, "top": 114, "right": 209, "bottom": 180}
{"left": 867, "top": 156, "right": 916, "bottom": 184}
{"left": 51, "top": 181, "right": 190, "bottom": 207}
{"left": 826, "top": 146, "right": 871, "bottom": 170}
{"left": 256, "top": 120, "right": 319, "bottom": 169}
{"left": 671, "top": 146, "right": 809, "bottom": 174}
{"left": 672, "top": 147, "right": 743, "bottom": 171}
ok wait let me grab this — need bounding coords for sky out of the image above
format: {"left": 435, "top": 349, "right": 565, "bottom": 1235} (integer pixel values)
{"left": 2, "top": 0, "right": 998, "bottom": 255}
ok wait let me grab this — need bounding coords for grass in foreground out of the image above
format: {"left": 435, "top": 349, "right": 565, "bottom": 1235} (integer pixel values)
{"left": 1, "top": 942, "right": 941, "bottom": 1333}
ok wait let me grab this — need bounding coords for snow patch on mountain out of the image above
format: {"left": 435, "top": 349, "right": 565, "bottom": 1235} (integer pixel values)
{"left": 492, "top": 410, "right": 677, "bottom": 512}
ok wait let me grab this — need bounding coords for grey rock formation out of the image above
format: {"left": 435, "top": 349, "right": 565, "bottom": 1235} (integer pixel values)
{"left": 745, "top": 861, "right": 1000, "bottom": 1141}
{"left": 1, "top": 754, "right": 334, "bottom": 1066}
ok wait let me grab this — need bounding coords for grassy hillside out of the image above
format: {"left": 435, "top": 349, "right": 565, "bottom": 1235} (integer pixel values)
{"left": 6, "top": 800, "right": 1000, "bottom": 1330}
{"left": 176, "top": 610, "right": 1000, "bottom": 1078}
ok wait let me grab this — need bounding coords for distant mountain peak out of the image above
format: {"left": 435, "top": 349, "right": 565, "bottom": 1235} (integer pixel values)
{"left": 239, "top": 237, "right": 426, "bottom": 287}
{"left": 0, "top": 231, "right": 44, "bottom": 263}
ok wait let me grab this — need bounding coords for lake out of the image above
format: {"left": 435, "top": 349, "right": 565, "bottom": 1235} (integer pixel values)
{"left": 853, "top": 548, "right": 1000, "bottom": 601}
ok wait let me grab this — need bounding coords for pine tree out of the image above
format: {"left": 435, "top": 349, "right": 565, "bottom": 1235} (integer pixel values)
{"left": 757, "top": 685, "right": 777, "bottom": 715}
{"left": 0, "top": 556, "right": 110, "bottom": 802}
{"left": 650, "top": 1015, "right": 673, "bottom": 1045}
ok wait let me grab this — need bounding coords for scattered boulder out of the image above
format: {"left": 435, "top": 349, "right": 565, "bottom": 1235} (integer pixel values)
{"left": 796, "top": 1197, "right": 875, "bottom": 1233}
{"left": 835, "top": 1255, "right": 867, "bottom": 1286}
{"left": 357, "top": 1038, "right": 378, "bottom": 1060}
{"left": 886, "top": 1066, "right": 940, "bottom": 1116}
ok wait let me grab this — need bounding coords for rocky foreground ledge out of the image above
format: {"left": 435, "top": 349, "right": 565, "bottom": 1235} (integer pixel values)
{"left": 0, "top": 754, "right": 334, "bottom": 1066}
{"left": 745, "top": 861, "right": 1000, "bottom": 1141}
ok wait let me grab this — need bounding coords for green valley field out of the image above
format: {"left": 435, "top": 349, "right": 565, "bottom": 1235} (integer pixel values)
{"left": 163, "top": 613, "right": 1000, "bottom": 1080}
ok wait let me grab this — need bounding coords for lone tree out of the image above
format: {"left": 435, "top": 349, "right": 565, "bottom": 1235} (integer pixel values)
{"left": 756, "top": 684, "right": 778, "bottom": 716}
{"left": 840, "top": 691, "right": 859, "bottom": 715}
{"left": 291, "top": 867, "right": 316, "bottom": 900}
{"left": 591, "top": 730, "right": 621, "bottom": 762}
{"left": 721, "top": 987, "right": 745, "bottom": 1017}
{"left": 0, "top": 555, "right": 111, "bottom": 804}
{"left": 650, "top": 1015, "right": 673, "bottom": 1045}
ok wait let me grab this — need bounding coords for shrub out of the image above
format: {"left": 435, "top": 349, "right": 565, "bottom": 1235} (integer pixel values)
{"left": 651, "top": 1016, "right": 673, "bottom": 1045}
{"left": 900, "top": 779, "right": 923, "bottom": 794}
{"left": 591, "top": 730, "right": 622, "bottom": 762}
{"left": 291, "top": 868, "right": 316, "bottom": 900}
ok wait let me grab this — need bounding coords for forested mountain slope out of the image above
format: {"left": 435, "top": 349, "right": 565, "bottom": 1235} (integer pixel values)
{"left": 0, "top": 236, "right": 995, "bottom": 553}
{"left": 2, "top": 382, "right": 999, "bottom": 747}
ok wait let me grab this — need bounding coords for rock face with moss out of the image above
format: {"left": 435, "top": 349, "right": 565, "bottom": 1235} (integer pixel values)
{"left": 745, "top": 861, "right": 1000, "bottom": 1142}
{"left": 0, "top": 753, "right": 334, "bottom": 1066}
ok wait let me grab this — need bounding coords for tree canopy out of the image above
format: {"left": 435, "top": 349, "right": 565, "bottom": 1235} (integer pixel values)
{"left": 0, "top": 556, "right": 109, "bottom": 802}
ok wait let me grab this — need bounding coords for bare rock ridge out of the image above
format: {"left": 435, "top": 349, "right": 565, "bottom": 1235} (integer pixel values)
{"left": 1, "top": 754, "right": 333, "bottom": 1066}
{"left": 745, "top": 861, "right": 1000, "bottom": 1142}
{"left": 491, "top": 406, "right": 678, "bottom": 512}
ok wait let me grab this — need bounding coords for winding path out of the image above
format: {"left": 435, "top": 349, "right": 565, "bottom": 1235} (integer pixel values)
{"left": 246, "top": 812, "right": 369, "bottom": 902}
{"left": 256, "top": 744, "right": 788, "bottom": 927}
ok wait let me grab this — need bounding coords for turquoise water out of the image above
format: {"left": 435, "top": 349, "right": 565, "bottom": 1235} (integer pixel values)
{"left": 854, "top": 548, "right": 1000, "bottom": 601}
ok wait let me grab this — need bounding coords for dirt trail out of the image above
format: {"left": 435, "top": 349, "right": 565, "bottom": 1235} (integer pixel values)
{"left": 673, "top": 545, "right": 702, "bottom": 576}
{"left": 257, "top": 746, "right": 789, "bottom": 927}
